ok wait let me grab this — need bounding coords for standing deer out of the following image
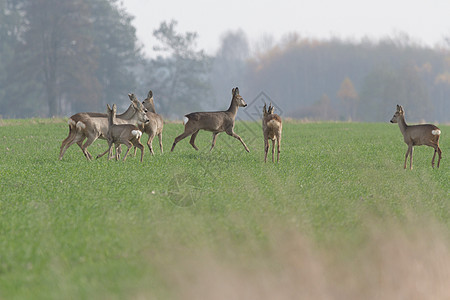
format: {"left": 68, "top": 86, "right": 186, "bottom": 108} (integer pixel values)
{"left": 170, "top": 87, "right": 250, "bottom": 152}
{"left": 96, "top": 104, "right": 146, "bottom": 162}
{"left": 390, "top": 105, "right": 442, "bottom": 169}
{"left": 262, "top": 103, "right": 282, "bottom": 163}
{"left": 59, "top": 94, "right": 148, "bottom": 160}
{"left": 135, "top": 90, "right": 164, "bottom": 155}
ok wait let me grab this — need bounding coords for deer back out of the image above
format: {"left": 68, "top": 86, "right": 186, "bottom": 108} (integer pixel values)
{"left": 263, "top": 114, "right": 282, "bottom": 140}
{"left": 405, "top": 124, "right": 440, "bottom": 146}
{"left": 185, "top": 111, "right": 233, "bottom": 132}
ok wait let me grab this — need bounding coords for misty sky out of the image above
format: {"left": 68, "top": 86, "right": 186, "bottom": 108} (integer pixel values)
{"left": 123, "top": 0, "right": 450, "bottom": 57}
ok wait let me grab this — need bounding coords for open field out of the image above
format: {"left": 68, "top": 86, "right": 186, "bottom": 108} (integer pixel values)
{"left": 0, "top": 119, "right": 449, "bottom": 299}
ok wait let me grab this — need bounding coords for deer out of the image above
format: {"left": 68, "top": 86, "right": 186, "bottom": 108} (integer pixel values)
{"left": 96, "top": 104, "right": 146, "bottom": 162}
{"left": 262, "top": 103, "right": 282, "bottom": 163}
{"left": 59, "top": 94, "right": 148, "bottom": 161}
{"left": 171, "top": 87, "right": 250, "bottom": 153}
{"left": 390, "top": 104, "right": 442, "bottom": 169}
{"left": 134, "top": 90, "right": 164, "bottom": 156}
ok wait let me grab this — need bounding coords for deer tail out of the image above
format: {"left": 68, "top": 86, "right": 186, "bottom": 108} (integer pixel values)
{"left": 432, "top": 129, "right": 441, "bottom": 136}
{"left": 132, "top": 130, "right": 142, "bottom": 139}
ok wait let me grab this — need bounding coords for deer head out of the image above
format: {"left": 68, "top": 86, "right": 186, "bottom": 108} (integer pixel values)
{"left": 142, "top": 90, "right": 156, "bottom": 113}
{"left": 263, "top": 103, "right": 275, "bottom": 117}
{"left": 390, "top": 104, "right": 404, "bottom": 123}
{"left": 232, "top": 87, "right": 247, "bottom": 107}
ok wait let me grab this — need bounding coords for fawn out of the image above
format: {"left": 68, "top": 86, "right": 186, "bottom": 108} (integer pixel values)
{"left": 97, "top": 104, "right": 147, "bottom": 162}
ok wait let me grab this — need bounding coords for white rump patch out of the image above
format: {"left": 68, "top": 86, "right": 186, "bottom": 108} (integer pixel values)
{"left": 76, "top": 121, "right": 86, "bottom": 130}
{"left": 68, "top": 118, "right": 76, "bottom": 127}
{"left": 132, "top": 130, "right": 142, "bottom": 139}
{"left": 183, "top": 116, "right": 189, "bottom": 125}
{"left": 432, "top": 129, "right": 441, "bottom": 136}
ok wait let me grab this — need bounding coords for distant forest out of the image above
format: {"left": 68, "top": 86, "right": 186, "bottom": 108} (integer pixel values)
{"left": 1, "top": 0, "right": 449, "bottom": 122}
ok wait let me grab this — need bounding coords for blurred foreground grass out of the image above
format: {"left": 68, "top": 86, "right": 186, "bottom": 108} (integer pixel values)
{"left": 0, "top": 119, "right": 449, "bottom": 299}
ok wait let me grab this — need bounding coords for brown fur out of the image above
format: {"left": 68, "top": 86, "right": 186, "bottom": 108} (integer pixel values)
{"left": 136, "top": 90, "right": 164, "bottom": 155}
{"left": 263, "top": 103, "right": 282, "bottom": 163}
{"left": 390, "top": 104, "right": 442, "bottom": 169}
{"left": 96, "top": 104, "right": 147, "bottom": 162}
{"left": 59, "top": 94, "right": 148, "bottom": 160}
{"left": 171, "top": 87, "right": 250, "bottom": 152}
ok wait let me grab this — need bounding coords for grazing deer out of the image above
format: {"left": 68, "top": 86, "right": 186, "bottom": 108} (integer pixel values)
{"left": 59, "top": 94, "right": 148, "bottom": 160}
{"left": 96, "top": 104, "right": 146, "bottom": 162}
{"left": 171, "top": 87, "right": 250, "bottom": 152}
{"left": 390, "top": 105, "right": 442, "bottom": 169}
{"left": 262, "top": 103, "right": 282, "bottom": 163}
{"left": 135, "top": 90, "right": 164, "bottom": 155}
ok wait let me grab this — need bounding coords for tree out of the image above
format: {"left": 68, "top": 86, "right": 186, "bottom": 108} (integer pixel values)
{"left": 211, "top": 30, "right": 250, "bottom": 109}
{"left": 12, "top": 0, "right": 100, "bottom": 117}
{"left": 359, "top": 64, "right": 431, "bottom": 122}
{"left": 139, "top": 20, "right": 212, "bottom": 118}
{"left": 0, "top": 0, "right": 141, "bottom": 118}
{"left": 337, "top": 77, "right": 359, "bottom": 120}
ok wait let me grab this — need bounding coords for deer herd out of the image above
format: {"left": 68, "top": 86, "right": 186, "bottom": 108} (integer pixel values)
{"left": 59, "top": 87, "right": 442, "bottom": 169}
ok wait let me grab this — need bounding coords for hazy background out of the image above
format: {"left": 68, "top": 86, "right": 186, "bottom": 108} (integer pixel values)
{"left": 0, "top": 0, "right": 449, "bottom": 122}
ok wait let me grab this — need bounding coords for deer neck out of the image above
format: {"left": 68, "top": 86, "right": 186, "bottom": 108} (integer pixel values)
{"left": 226, "top": 98, "right": 239, "bottom": 116}
{"left": 147, "top": 100, "right": 156, "bottom": 113}
{"left": 108, "top": 112, "right": 115, "bottom": 128}
{"left": 397, "top": 115, "right": 408, "bottom": 135}
{"left": 117, "top": 104, "right": 135, "bottom": 119}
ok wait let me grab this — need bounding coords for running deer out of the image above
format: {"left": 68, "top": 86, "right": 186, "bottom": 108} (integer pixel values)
{"left": 170, "top": 87, "right": 250, "bottom": 152}
{"left": 96, "top": 104, "right": 146, "bottom": 162}
{"left": 390, "top": 105, "right": 442, "bottom": 169}
{"left": 135, "top": 90, "right": 164, "bottom": 155}
{"left": 262, "top": 103, "right": 282, "bottom": 163}
{"left": 59, "top": 94, "right": 148, "bottom": 160}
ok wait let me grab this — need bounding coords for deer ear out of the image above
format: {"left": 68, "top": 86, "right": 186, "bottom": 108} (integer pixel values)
{"left": 232, "top": 88, "right": 236, "bottom": 95}
{"left": 147, "top": 90, "right": 153, "bottom": 98}
{"left": 398, "top": 105, "right": 404, "bottom": 113}
{"left": 263, "top": 103, "right": 267, "bottom": 114}
{"left": 235, "top": 87, "right": 239, "bottom": 94}
{"left": 128, "top": 93, "right": 133, "bottom": 100}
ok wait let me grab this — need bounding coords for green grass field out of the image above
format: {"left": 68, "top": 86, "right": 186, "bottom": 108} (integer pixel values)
{"left": 0, "top": 119, "right": 449, "bottom": 299}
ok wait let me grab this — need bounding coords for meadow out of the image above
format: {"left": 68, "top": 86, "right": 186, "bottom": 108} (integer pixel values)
{"left": 0, "top": 119, "right": 449, "bottom": 299}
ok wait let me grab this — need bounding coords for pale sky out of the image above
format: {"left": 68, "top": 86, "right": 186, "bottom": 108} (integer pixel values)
{"left": 122, "top": 0, "right": 450, "bottom": 58}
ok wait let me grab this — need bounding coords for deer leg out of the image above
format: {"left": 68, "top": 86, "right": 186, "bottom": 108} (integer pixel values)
{"left": 96, "top": 142, "right": 113, "bottom": 159}
{"left": 210, "top": 132, "right": 219, "bottom": 151}
{"left": 432, "top": 147, "right": 437, "bottom": 168}
{"left": 139, "top": 143, "right": 144, "bottom": 162}
{"left": 59, "top": 132, "right": 86, "bottom": 160}
{"left": 271, "top": 139, "right": 275, "bottom": 162}
{"left": 189, "top": 130, "right": 200, "bottom": 150}
{"left": 147, "top": 133, "right": 156, "bottom": 155}
{"left": 227, "top": 131, "right": 250, "bottom": 152}
{"left": 436, "top": 146, "right": 442, "bottom": 168}
{"left": 122, "top": 141, "right": 133, "bottom": 161}
{"left": 158, "top": 133, "right": 163, "bottom": 154}
{"left": 409, "top": 146, "right": 414, "bottom": 170}
{"left": 59, "top": 137, "right": 77, "bottom": 160}
{"left": 77, "top": 140, "right": 93, "bottom": 160}
{"left": 133, "top": 139, "right": 145, "bottom": 162}
{"left": 59, "top": 130, "right": 74, "bottom": 159}
{"left": 277, "top": 135, "right": 281, "bottom": 163}
{"left": 404, "top": 146, "right": 410, "bottom": 169}
{"left": 264, "top": 138, "right": 269, "bottom": 163}
{"left": 171, "top": 129, "right": 195, "bottom": 152}
{"left": 81, "top": 136, "right": 98, "bottom": 161}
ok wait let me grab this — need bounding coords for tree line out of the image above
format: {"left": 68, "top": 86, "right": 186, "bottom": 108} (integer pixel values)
{"left": 1, "top": 0, "right": 449, "bottom": 122}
